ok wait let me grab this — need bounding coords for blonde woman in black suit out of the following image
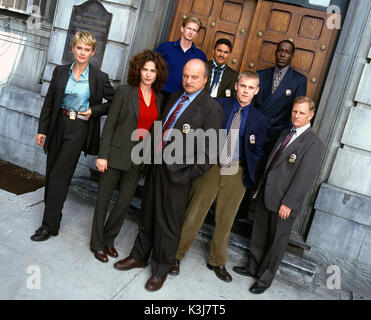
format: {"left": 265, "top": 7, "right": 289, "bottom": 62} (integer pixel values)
{"left": 90, "top": 50, "right": 168, "bottom": 263}
{"left": 31, "top": 31, "right": 114, "bottom": 242}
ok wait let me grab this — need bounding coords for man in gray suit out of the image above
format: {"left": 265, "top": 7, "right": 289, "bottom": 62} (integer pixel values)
{"left": 233, "top": 96, "right": 324, "bottom": 294}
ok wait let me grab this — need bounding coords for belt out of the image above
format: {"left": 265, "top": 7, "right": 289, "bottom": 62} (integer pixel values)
{"left": 60, "top": 109, "right": 89, "bottom": 121}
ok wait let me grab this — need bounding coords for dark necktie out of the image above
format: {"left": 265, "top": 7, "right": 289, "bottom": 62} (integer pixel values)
{"left": 210, "top": 65, "right": 226, "bottom": 91}
{"left": 160, "top": 95, "right": 189, "bottom": 149}
{"left": 266, "top": 128, "right": 296, "bottom": 172}
{"left": 219, "top": 106, "right": 243, "bottom": 167}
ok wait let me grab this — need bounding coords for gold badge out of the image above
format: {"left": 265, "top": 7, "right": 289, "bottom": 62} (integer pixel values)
{"left": 286, "top": 89, "right": 292, "bottom": 96}
{"left": 250, "top": 135, "right": 256, "bottom": 144}
{"left": 182, "top": 124, "right": 190, "bottom": 134}
{"left": 225, "top": 89, "right": 231, "bottom": 97}
{"left": 289, "top": 154, "right": 296, "bottom": 163}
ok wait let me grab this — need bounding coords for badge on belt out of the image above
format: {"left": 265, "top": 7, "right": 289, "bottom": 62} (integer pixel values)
{"left": 249, "top": 134, "right": 256, "bottom": 144}
{"left": 286, "top": 89, "right": 292, "bottom": 96}
{"left": 225, "top": 89, "right": 231, "bottom": 97}
{"left": 69, "top": 111, "right": 77, "bottom": 120}
{"left": 182, "top": 124, "right": 191, "bottom": 134}
{"left": 289, "top": 153, "right": 296, "bottom": 163}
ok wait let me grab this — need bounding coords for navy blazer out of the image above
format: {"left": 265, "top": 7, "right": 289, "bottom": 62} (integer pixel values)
{"left": 254, "top": 66, "right": 307, "bottom": 144}
{"left": 215, "top": 98, "right": 269, "bottom": 189}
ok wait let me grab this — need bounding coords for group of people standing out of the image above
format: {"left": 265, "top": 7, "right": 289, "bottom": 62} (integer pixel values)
{"left": 30, "top": 15, "right": 324, "bottom": 295}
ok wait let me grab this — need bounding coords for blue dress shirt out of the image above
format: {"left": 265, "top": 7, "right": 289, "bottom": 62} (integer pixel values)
{"left": 60, "top": 63, "right": 90, "bottom": 112}
{"left": 163, "top": 88, "right": 203, "bottom": 142}
{"left": 224, "top": 99, "right": 250, "bottom": 161}
{"left": 156, "top": 39, "right": 207, "bottom": 93}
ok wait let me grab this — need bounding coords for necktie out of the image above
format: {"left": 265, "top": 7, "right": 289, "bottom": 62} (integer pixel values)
{"left": 219, "top": 106, "right": 243, "bottom": 167}
{"left": 266, "top": 128, "right": 296, "bottom": 172}
{"left": 210, "top": 66, "right": 225, "bottom": 91}
{"left": 271, "top": 70, "right": 282, "bottom": 94}
{"left": 160, "top": 95, "right": 189, "bottom": 149}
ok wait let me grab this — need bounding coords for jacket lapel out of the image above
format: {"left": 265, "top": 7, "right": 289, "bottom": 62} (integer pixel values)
{"left": 88, "top": 63, "right": 97, "bottom": 105}
{"left": 59, "top": 64, "right": 71, "bottom": 95}
{"left": 130, "top": 86, "right": 140, "bottom": 120}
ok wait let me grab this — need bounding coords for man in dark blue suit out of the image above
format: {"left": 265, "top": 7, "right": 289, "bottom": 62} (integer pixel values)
{"left": 255, "top": 40, "right": 307, "bottom": 167}
{"left": 169, "top": 71, "right": 269, "bottom": 282}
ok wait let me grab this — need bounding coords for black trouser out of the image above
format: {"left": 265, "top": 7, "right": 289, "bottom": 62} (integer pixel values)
{"left": 131, "top": 164, "right": 191, "bottom": 277}
{"left": 246, "top": 190, "right": 296, "bottom": 288}
{"left": 90, "top": 164, "right": 141, "bottom": 251}
{"left": 41, "top": 114, "right": 88, "bottom": 233}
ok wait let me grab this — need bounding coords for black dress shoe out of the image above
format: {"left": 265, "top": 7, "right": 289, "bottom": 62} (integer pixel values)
{"left": 207, "top": 263, "right": 232, "bottom": 282}
{"left": 30, "top": 226, "right": 58, "bottom": 242}
{"left": 233, "top": 266, "right": 256, "bottom": 278}
{"left": 168, "top": 259, "right": 180, "bottom": 276}
{"left": 249, "top": 282, "right": 267, "bottom": 294}
{"left": 105, "top": 247, "right": 118, "bottom": 258}
{"left": 92, "top": 250, "right": 109, "bottom": 263}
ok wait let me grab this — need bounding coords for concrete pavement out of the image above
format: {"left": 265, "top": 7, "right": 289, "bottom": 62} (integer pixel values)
{"left": 0, "top": 177, "right": 368, "bottom": 301}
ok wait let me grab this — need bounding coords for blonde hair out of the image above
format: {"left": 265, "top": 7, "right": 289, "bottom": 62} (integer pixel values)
{"left": 73, "top": 31, "right": 96, "bottom": 51}
{"left": 293, "top": 96, "right": 315, "bottom": 112}
{"left": 238, "top": 71, "right": 260, "bottom": 86}
{"left": 182, "top": 16, "right": 202, "bottom": 31}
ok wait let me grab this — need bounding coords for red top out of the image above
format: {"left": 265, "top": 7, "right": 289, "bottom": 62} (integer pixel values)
{"left": 137, "top": 86, "right": 158, "bottom": 140}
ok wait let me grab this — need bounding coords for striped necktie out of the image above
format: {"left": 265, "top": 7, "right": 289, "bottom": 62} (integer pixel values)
{"left": 272, "top": 70, "right": 282, "bottom": 94}
{"left": 160, "top": 95, "right": 189, "bottom": 149}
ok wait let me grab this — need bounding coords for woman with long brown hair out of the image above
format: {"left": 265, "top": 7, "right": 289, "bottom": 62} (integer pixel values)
{"left": 90, "top": 50, "right": 167, "bottom": 263}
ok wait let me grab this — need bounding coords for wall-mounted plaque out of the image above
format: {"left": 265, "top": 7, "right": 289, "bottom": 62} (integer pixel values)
{"left": 62, "top": 0, "right": 112, "bottom": 69}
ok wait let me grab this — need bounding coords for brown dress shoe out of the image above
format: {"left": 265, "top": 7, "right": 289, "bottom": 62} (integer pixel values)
{"left": 207, "top": 263, "right": 232, "bottom": 282}
{"left": 168, "top": 259, "right": 180, "bottom": 276}
{"left": 105, "top": 247, "right": 118, "bottom": 258}
{"left": 145, "top": 274, "right": 167, "bottom": 292}
{"left": 92, "top": 250, "right": 108, "bottom": 263}
{"left": 113, "top": 256, "right": 147, "bottom": 271}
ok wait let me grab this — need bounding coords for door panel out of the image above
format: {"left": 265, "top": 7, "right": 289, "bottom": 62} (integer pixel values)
{"left": 241, "top": 1, "right": 340, "bottom": 102}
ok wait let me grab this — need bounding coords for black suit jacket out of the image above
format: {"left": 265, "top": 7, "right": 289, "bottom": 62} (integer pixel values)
{"left": 206, "top": 60, "right": 238, "bottom": 98}
{"left": 263, "top": 127, "right": 324, "bottom": 217}
{"left": 255, "top": 66, "right": 307, "bottom": 144}
{"left": 98, "top": 85, "right": 163, "bottom": 171}
{"left": 161, "top": 88, "right": 224, "bottom": 184}
{"left": 38, "top": 63, "right": 114, "bottom": 155}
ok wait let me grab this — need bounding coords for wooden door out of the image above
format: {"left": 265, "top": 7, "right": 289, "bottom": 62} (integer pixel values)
{"left": 168, "top": 0, "right": 257, "bottom": 72}
{"left": 168, "top": 0, "right": 339, "bottom": 103}
{"left": 241, "top": 1, "right": 340, "bottom": 103}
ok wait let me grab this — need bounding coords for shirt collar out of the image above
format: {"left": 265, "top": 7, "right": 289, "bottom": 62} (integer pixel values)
{"left": 182, "top": 87, "right": 204, "bottom": 103}
{"left": 293, "top": 123, "right": 311, "bottom": 136}
{"left": 234, "top": 98, "right": 251, "bottom": 112}
{"left": 175, "top": 38, "right": 195, "bottom": 50}
{"left": 69, "top": 62, "right": 89, "bottom": 80}
{"left": 212, "top": 60, "right": 227, "bottom": 69}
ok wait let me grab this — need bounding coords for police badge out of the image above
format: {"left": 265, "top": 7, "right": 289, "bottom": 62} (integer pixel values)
{"left": 249, "top": 134, "right": 256, "bottom": 144}
{"left": 182, "top": 124, "right": 190, "bottom": 134}
{"left": 286, "top": 89, "right": 292, "bottom": 96}
{"left": 289, "top": 154, "right": 296, "bottom": 163}
{"left": 225, "top": 89, "right": 231, "bottom": 97}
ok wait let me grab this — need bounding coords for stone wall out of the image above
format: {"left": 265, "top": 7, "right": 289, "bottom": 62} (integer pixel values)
{"left": 307, "top": 0, "right": 371, "bottom": 265}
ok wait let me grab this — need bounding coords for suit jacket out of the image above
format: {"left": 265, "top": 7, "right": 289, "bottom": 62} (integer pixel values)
{"left": 263, "top": 127, "right": 324, "bottom": 217}
{"left": 255, "top": 66, "right": 307, "bottom": 144}
{"left": 98, "top": 85, "right": 163, "bottom": 171}
{"left": 161, "top": 88, "right": 224, "bottom": 184}
{"left": 206, "top": 60, "right": 238, "bottom": 98}
{"left": 38, "top": 63, "right": 114, "bottom": 155}
{"left": 215, "top": 97, "right": 269, "bottom": 189}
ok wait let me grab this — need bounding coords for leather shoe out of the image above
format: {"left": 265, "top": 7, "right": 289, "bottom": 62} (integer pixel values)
{"left": 113, "top": 256, "right": 147, "bottom": 271}
{"left": 105, "top": 247, "right": 118, "bottom": 258}
{"left": 145, "top": 274, "right": 167, "bottom": 292}
{"left": 207, "top": 263, "right": 232, "bottom": 282}
{"left": 92, "top": 250, "right": 108, "bottom": 263}
{"left": 168, "top": 259, "right": 180, "bottom": 276}
{"left": 233, "top": 266, "right": 256, "bottom": 278}
{"left": 249, "top": 282, "right": 267, "bottom": 294}
{"left": 30, "top": 226, "right": 58, "bottom": 242}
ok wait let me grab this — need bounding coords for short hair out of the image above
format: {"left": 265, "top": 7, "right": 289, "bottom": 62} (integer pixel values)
{"left": 238, "top": 71, "right": 260, "bottom": 86}
{"left": 293, "top": 96, "right": 315, "bottom": 112}
{"left": 276, "top": 39, "right": 295, "bottom": 53}
{"left": 182, "top": 16, "right": 202, "bottom": 31}
{"left": 73, "top": 31, "right": 96, "bottom": 51}
{"left": 214, "top": 38, "right": 233, "bottom": 51}
{"left": 127, "top": 50, "right": 168, "bottom": 92}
